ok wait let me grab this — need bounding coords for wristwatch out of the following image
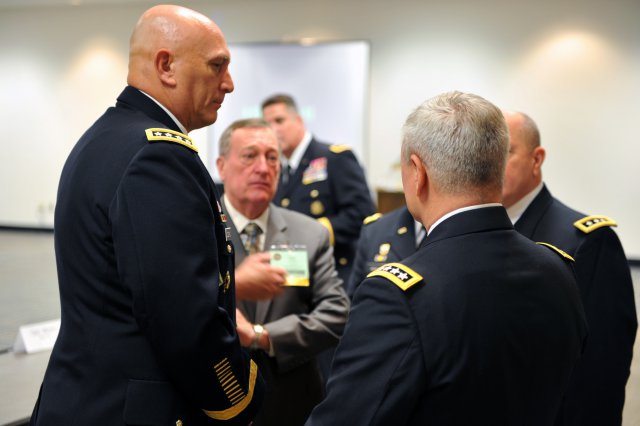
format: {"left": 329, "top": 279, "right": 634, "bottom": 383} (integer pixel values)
{"left": 251, "top": 324, "right": 264, "bottom": 350}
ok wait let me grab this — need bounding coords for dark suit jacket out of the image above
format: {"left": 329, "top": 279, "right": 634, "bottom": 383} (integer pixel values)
{"left": 308, "top": 206, "right": 588, "bottom": 426}
{"left": 273, "top": 139, "right": 375, "bottom": 283}
{"left": 515, "top": 185, "right": 637, "bottom": 426}
{"left": 347, "top": 207, "right": 417, "bottom": 297}
{"left": 224, "top": 202, "right": 350, "bottom": 426}
{"left": 31, "top": 86, "right": 263, "bottom": 425}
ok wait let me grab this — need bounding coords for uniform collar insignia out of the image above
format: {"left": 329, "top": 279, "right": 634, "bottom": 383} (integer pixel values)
{"left": 367, "top": 262, "right": 423, "bottom": 291}
{"left": 145, "top": 128, "right": 198, "bottom": 153}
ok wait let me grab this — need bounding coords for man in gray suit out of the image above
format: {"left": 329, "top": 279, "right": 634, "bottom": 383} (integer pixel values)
{"left": 216, "top": 118, "right": 350, "bottom": 426}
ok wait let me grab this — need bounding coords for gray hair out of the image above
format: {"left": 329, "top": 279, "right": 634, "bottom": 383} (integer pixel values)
{"left": 218, "top": 118, "right": 273, "bottom": 157}
{"left": 401, "top": 91, "right": 508, "bottom": 196}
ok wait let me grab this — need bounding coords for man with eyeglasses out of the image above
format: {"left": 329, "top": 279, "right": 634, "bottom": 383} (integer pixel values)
{"left": 216, "top": 118, "right": 350, "bottom": 426}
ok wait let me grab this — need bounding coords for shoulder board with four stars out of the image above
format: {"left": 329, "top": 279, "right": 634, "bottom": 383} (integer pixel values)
{"left": 363, "top": 212, "right": 383, "bottom": 225}
{"left": 536, "top": 242, "right": 575, "bottom": 262}
{"left": 367, "top": 262, "right": 423, "bottom": 291}
{"left": 145, "top": 128, "right": 198, "bottom": 153}
{"left": 573, "top": 215, "right": 617, "bottom": 234}
{"left": 329, "top": 144, "right": 352, "bottom": 154}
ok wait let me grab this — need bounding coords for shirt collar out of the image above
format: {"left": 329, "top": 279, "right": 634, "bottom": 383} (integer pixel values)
{"left": 506, "top": 181, "right": 544, "bottom": 224}
{"left": 138, "top": 89, "right": 189, "bottom": 135}
{"left": 223, "top": 194, "right": 270, "bottom": 239}
{"left": 427, "top": 203, "right": 503, "bottom": 236}
{"left": 284, "top": 131, "right": 312, "bottom": 171}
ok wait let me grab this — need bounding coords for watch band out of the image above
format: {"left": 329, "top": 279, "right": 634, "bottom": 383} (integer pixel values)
{"left": 251, "top": 324, "right": 264, "bottom": 350}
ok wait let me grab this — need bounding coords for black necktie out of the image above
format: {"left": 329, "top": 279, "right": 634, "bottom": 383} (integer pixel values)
{"left": 281, "top": 164, "right": 292, "bottom": 186}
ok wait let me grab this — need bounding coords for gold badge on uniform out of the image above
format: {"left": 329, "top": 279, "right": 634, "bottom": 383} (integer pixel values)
{"left": 310, "top": 200, "right": 325, "bottom": 216}
{"left": 374, "top": 243, "right": 391, "bottom": 262}
{"left": 397, "top": 226, "right": 408, "bottom": 235}
{"left": 224, "top": 271, "right": 231, "bottom": 293}
{"left": 281, "top": 198, "right": 290, "bottom": 208}
{"left": 310, "top": 189, "right": 319, "bottom": 198}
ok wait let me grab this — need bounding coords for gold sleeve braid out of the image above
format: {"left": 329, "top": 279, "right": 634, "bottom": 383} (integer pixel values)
{"left": 202, "top": 359, "right": 259, "bottom": 420}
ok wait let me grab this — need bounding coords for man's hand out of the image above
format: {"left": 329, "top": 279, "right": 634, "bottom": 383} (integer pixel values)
{"left": 235, "top": 309, "right": 253, "bottom": 347}
{"left": 235, "top": 252, "right": 287, "bottom": 300}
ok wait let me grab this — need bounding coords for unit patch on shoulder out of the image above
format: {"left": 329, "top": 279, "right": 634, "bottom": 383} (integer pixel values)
{"left": 329, "top": 144, "right": 352, "bottom": 154}
{"left": 363, "top": 212, "right": 383, "bottom": 225}
{"left": 367, "top": 262, "right": 423, "bottom": 291}
{"left": 573, "top": 215, "right": 617, "bottom": 234}
{"left": 536, "top": 242, "right": 575, "bottom": 262}
{"left": 145, "top": 128, "right": 198, "bottom": 153}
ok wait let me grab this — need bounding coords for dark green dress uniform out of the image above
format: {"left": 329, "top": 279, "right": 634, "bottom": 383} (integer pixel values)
{"left": 347, "top": 207, "right": 418, "bottom": 297}
{"left": 307, "top": 206, "right": 588, "bottom": 426}
{"left": 30, "top": 86, "right": 264, "bottom": 425}
{"left": 514, "top": 185, "right": 637, "bottom": 426}
{"left": 273, "top": 139, "right": 376, "bottom": 284}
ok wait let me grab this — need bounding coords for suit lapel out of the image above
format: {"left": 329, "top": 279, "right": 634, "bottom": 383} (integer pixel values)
{"left": 255, "top": 206, "right": 288, "bottom": 324}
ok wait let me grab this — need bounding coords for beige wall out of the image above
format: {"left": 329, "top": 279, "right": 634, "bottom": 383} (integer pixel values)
{"left": 1, "top": 0, "right": 639, "bottom": 258}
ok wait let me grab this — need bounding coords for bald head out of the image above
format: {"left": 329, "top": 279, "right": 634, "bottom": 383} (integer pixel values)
{"left": 502, "top": 111, "right": 546, "bottom": 208}
{"left": 127, "top": 5, "right": 234, "bottom": 132}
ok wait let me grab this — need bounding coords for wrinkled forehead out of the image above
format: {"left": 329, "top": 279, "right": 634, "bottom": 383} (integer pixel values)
{"left": 233, "top": 127, "right": 279, "bottom": 149}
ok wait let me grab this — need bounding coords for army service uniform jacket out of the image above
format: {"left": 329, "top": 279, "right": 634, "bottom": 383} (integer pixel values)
{"left": 31, "top": 86, "right": 264, "bottom": 425}
{"left": 515, "top": 184, "right": 637, "bottom": 426}
{"left": 307, "top": 206, "right": 588, "bottom": 426}
{"left": 224, "top": 202, "right": 350, "bottom": 426}
{"left": 273, "top": 138, "right": 376, "bottom": 283}
{"left": 347, "top": 207, "right": 418, "bottom": 297}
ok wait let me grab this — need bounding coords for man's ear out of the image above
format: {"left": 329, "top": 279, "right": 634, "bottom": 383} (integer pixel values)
{"left": 155, "top": 49, "right": 177, "bottom": 87}
{"left": 216, "top": 156, "right": 226, "bottom": 181}
{"left": 532, "top": 146, "right": 546, "bottom": 177}
{"left": 410, "top": 153, "right": 428, "bottom": 196}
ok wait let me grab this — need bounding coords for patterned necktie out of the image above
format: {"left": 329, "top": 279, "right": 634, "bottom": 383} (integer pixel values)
{"left": 416, "top": 226, "right": 427, "bottom": 248}
{"left": 242, "top": 222, "right": 262, "bottom": 255}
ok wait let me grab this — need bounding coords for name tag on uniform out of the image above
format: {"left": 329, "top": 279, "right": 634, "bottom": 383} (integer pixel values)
{"left": 269, "top": 245, "right": 310, "bottom": 287}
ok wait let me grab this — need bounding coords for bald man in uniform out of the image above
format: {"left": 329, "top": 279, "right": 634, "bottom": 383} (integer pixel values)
{"left": 502, "top": 111, "right": 637, "bottom": 426}
{"left": 30, "top": 6, "right": 264, "bottom": 425}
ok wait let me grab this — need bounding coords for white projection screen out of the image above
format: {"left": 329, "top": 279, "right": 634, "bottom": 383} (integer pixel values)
{"left": 207, "top": 41, "right": 370, "bottom": 181}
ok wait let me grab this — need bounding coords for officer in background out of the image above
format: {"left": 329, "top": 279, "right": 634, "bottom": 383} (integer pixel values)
{"left": 307, "top": 91, "right": 587, "bottom": 425}
{"left": 347, "top": 207, "right": 424, "bottom": 298}
{"left": 261, "top": 94, "right": 376, "bottom": 284}
{"left": 30, "top": 6, "right": 263, "bottom": 425}
{"left": 502, "top": 110, "right": 637, "bottom": 426}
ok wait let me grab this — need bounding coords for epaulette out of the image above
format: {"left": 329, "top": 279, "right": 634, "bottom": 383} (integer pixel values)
{"left": 536, "top": 242, "right": 575, "bottom": 262}
{"left": 367, "top": 262, "right": 423, "bottom": 291}
{"left": 573, "top": 215, "right": 617, "bottom": 234}
{"left": 145, "top": 128, "right": 198, "bottom": 153}
{"left": 363, "top": 212, "right": 383, "bottom": 225}
{"left": 329, "top": 144, "right": 352, "bottom": 154}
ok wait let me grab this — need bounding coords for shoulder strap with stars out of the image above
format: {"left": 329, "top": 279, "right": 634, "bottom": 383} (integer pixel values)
{"left": 329, "top": 144, "right": 352, "bottom": 154}
{"left": 573, "top": 215, "right": 617, "bottom": 234}
{"left": 145, "top": 128, "right": 198, "bottom": 153}
{"left": 363, "top": 212, "right": 383, "bottom": 225}
{"left": 367, "top": 262, "right": 423, "bottom": 291}
{"left": 536, "top": 242, "right": 575, "bottom": 262}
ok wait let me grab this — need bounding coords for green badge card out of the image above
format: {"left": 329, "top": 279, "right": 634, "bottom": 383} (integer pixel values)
{"left": 269, "top": 245, "right": 310, "bottom": 287}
